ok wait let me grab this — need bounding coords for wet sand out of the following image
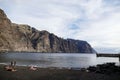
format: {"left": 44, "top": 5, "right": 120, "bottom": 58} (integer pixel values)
{"left": 0, "top": 64, "right": 120, "bottom": 80}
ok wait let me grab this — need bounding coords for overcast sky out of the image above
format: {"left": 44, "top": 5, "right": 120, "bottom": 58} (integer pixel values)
{"left": 0, "top": 0, "right": 120, "bottom": 53}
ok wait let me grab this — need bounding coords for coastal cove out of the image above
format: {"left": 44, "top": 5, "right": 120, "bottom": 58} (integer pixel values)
{"left": 0, "top": 53, "right": 119, "bottom": 68}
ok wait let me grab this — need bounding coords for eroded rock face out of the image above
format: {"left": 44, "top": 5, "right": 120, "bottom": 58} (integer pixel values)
{"left": 0, "top": 9, "right": 34, "bottom": 52}
{"left": 0, "top": 8, "right": 96, "bottom": 53}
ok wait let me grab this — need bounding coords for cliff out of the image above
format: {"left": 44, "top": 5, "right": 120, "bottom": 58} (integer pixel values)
{"left": 0, "top": 8, "right": 96, "bottom": 53}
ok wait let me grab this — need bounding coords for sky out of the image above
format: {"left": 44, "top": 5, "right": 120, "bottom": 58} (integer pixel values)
{"left": 0, "top": 0, "right": 120, "bottom": 53}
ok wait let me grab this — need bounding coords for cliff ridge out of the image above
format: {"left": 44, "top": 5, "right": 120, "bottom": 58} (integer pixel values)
{"left": 0, "top": 8, "right": 96, "bottom": 53}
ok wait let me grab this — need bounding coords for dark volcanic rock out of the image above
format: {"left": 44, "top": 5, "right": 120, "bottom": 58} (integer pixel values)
{"left": 0, "top": 8, "right": 96, "bottom": 53}
{"left": 87, "top": 63, "right": 120, "bottom": 74}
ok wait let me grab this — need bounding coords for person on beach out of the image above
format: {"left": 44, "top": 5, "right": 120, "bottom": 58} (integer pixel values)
{"left": 5, "top": 61, "right": 17, "bottom": 71}
{"left": 29, "top": 65, "right": 37, "bottom": 70}
{"left": 10, "top": 61, "right": 16, "bottom": 69}
{"left": 10, "top": 61, "right": 14, "bottom": 67}
{"left": 13, "top": 61, "right": 16, "bottom": 68}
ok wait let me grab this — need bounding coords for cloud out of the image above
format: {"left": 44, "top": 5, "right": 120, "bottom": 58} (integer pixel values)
{"left": 0, "top": 0, "right": 120, "bottom": 53}
{"left": 72, "top": 0, "right": 120, "bottom": 53}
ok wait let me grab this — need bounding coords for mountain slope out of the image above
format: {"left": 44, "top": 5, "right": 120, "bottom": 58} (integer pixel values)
{"left": 0, "top": 8, "right": 96, "bottom": 53}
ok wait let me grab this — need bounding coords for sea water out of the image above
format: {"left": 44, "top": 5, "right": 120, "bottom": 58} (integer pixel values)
{"left": 0, "top": 53, "right": 119, "bottom": 68}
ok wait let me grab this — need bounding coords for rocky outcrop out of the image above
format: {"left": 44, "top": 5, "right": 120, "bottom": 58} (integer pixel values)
{"left": 87, "top": 63, "right": 120, "bottom": 74}
{"left": 0, "top": 8, "right": 96, "bottom": 53}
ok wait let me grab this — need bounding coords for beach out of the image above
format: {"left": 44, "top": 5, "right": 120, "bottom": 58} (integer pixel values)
{"left": 0, "top": 64, "right": 120, "bottom": 80}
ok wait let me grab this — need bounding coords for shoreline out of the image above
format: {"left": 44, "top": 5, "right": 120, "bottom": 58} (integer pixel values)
{"left": 0, "top": 63, "right": 120, "bottom": 80}
{"left": 0, "top": 51, "right": 96, "bottom": 54}
{"left": 0, "top": 63, "right": 82, "bottom": 70}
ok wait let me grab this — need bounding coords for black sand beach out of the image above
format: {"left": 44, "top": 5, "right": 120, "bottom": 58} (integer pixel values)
{"left": 0, "top": 64, "right": 120, "bottom": 80}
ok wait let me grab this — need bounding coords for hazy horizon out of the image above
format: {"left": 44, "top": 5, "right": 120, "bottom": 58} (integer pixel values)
{"left": 0, "top": 0, "right": 120, "bottom": 53}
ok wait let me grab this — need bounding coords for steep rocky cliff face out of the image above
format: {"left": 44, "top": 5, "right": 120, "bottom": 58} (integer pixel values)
{"left": 0, "top": 8, "right": 96, "bottom": 53}
{"left": 0, "top": 9, "right": 34, "bottom": 52}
